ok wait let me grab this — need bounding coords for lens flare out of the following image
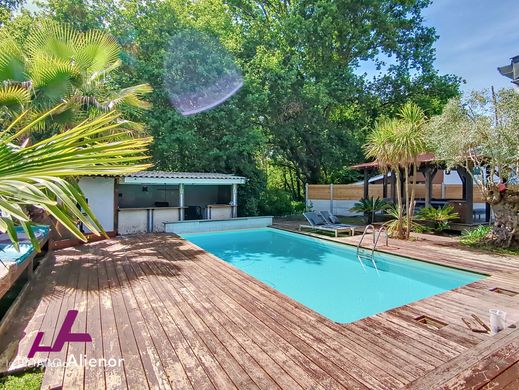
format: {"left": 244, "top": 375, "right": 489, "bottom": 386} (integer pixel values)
{"left": 164, "top": 29, "right": 243, "bottom": 116}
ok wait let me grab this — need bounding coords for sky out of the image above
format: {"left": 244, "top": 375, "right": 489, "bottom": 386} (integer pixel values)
{"left": 422, "top": 0, "right": 519, "bottom": 91}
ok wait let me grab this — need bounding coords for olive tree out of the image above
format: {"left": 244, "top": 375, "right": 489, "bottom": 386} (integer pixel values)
{"left": 427, "top": 89, "right": 519, "bottom": 248}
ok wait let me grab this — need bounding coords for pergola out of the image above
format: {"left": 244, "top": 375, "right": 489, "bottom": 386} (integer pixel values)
{"left": 351, "top": 152, "right": 489, "bottom": 224}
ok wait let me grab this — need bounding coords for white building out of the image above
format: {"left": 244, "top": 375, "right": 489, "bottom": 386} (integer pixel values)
{"left": 78, "top": 171, "right": 247, "bottom": 235}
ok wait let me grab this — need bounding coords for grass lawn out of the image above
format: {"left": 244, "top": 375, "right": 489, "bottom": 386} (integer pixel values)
{"left": 0, "top": 371, "right": 43, "bottom": 390}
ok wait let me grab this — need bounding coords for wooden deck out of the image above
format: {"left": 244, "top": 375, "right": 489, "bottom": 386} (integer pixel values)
{"left": 0, "top": 231, "right": 518, "bottom": 389}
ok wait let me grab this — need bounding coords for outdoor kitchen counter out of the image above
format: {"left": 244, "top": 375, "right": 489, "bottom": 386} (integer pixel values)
{"left": 207, "top": 204, "right": 233, "bottom": 220}
{"left": 118, "top": 207, "right": 186, "bottom": 234}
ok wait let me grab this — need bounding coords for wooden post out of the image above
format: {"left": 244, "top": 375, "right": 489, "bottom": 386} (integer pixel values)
{"left": 363, "top": 168, "right": 369, "bottom": 199}
{"left": 329, "top": 183, "right": 334, "bottom": 213}
{"left": 459, "top": 167, "right": 474, "bottom": 224}
{"left": 113, "top": 178, "right": 119, "bottom": 235}
{"left": 423, "top": 167, "right": 437, "bottom": 208}
{"left": 390, "top": 171, "right": 396, "bottom": 203}
{"left": 179, "top": 184, "right": 185, "bottom": 221}
{"left": 305, "top": 182, "right": 309, "bottom": 210}
{"left": 231, "top": 183, "right": 238, "bottom": 218}
{"left": 382, "top": 173, "right": 388, "bottom": 199}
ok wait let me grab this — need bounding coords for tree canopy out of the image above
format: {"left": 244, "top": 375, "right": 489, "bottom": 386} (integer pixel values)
{"left": 4, "top": 0, "right": 461, "bottom": 215}
{"left": 427, "top": 89, "right": 519, "bottom": 247}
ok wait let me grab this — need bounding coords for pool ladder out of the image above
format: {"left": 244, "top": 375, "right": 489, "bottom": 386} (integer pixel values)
{"left": 356, "top": 225, "right": 388, "bottom": 274}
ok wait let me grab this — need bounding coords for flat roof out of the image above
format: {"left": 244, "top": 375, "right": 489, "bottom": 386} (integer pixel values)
{"left": 121, "top": 171, "right": 247, "bottom": 185}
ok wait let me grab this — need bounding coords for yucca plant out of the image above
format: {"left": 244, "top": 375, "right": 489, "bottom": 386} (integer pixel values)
{"left": 350, "top": 197, "right": 389, "bottom": 223}
{"left": 0, "top": 21, "right": 152, "bottom": 132}
{"left": 383, "top": 204, "right": 418, "bottom": 238}
{"left": 0, "top": 104, "right": 152, "bottom": 250}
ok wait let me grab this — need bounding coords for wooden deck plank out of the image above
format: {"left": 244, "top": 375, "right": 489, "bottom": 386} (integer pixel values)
{"left": 119, "top": 259, "right": 214, "bottom": 390}
{"left": 83, "top": 254, "right": 106, "bottom": 390}
{"left": 405, "top": 324, "right": 519, "bottom": 388}
{"left": 148, "top": 252, "right": 336, "bottom": 390}
{"left": 97, "top": 255, "right": 127, "bottom": 390}
{"left": 62, "top": 253, "right": 89, "bottom": 389}
{"left": 110, "top": 257, "right": 172, "bottom": 389}
{"left": 102, "top": 256, "right": 149, "bottom": 389}
{"left": 143, "top": 258, "right": 306, "bottom": 390}
{"left": 142, "top": 259, "right": 282, "bottom": 390}
{"left": 40, "top": 253, "right": 84, "bottom": 389}
{"left": 482, "top": 361, "right": 519, "bottom": 389}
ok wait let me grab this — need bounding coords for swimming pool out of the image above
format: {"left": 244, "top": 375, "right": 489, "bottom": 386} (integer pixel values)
{"left": 182, "top": 228, "right": 484, "bottom": 323}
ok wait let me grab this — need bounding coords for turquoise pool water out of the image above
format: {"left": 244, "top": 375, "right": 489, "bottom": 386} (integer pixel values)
{"left": 182, "top": 228, "right": 484, "bottom": 323}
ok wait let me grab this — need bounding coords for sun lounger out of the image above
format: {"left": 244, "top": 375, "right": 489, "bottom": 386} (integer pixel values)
{"left": 299, "top": 212, "right": 356, "bottom": 237}
{"left": 319, "top": 211, "right": 360, "bottom": 235}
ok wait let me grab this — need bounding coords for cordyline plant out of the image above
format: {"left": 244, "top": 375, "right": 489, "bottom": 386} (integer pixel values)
{"left": 364, "top": 102, "right": 428, "bottom": 239}
{"left": 427, "top": 89, "right": 519, "bottom": 248}
{"left": 0, "top": 104, "right": 152, "bottom": 250}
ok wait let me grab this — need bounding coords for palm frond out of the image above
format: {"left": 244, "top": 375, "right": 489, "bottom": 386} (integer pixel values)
{"left": 103, "top": 84, "right": 153, "bottom": 111}
{"left": 0, "top": 107, "right": 153, "bottom": 248}
{"left": 25, "top": 21, "right": 77, "bottom": 61}
{"left": 0, "top": 36, "right": 26, "bottom": 82}
{"left": 0, "top": 85, "right": 30, "bottom": 112}
{"left": 74, "top": 29, "right": 120, "bottom": 74}
{"left": 29, "top": 54, "right": 82, "bottom": 105}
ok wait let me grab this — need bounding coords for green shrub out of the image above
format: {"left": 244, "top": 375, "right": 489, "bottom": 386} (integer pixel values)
{"left": 258, "top": 188, "right": 296, "bottom": 216}
{"left": 460, "top": 225, "right": 492, "bottom": 246}
{"left": 291, "top": 201, "right": 306, "bottom": 214}
{"left": 416, "top": 205, "right": 458, "bottom": 232}
{"left": 0, "top": 371, "right": 43, "bottom": 390}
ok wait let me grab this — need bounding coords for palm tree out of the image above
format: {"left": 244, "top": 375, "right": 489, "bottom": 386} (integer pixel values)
{"left": 350, "top": 197, "right": 389, "bottom": 223}
{"left": 364, "top": 103, "right": 428, "bottom": 239}
{"left": 395, "top": 103, "right": 427, "bottom": 238}
{"left": 0, "top": 21, "right": 151, "bottom": 132}
{"left": 364, "top": 118, "right": 406, "bottom": 238}
{"left": 0, "top": 104, "right": 152, "bottom": 250}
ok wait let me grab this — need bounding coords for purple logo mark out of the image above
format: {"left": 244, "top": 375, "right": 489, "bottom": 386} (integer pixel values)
{"left": 28, "top": 310, "right": 92, "bottom": 358}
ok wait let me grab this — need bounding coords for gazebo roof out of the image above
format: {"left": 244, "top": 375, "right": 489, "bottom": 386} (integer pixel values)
{"left": 350, "top": 152, "right": 437, "bottom": 170}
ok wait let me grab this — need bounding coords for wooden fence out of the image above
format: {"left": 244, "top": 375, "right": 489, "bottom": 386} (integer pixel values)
{"left": 307, "top": 183, "right": 486, "bottom": 203}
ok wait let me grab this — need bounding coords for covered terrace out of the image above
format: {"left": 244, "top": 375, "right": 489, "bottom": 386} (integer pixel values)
{"left": 351, "top": 152, "right": 491, "bottom": 225}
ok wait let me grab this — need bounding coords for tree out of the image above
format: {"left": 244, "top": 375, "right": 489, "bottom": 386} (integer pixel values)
{"left": 0, "top": 105, "right": 151, "bottom": 249}
{"left": 36, "top": 0, "right": 461, "bottom": 212}
{"left": 0, "top": 21, "right": 152, "bottom": 133}
{"left": 364, "top": 102, "right": 427, "bottom": 238}
{"left": 427, "top": 89, "right": 519, "bottom": 248}
{"left": 364, "top": 118, "right": 405, "bottom": 237}
{"left": 0, "top": 0, "right": 23, "bottom": 26}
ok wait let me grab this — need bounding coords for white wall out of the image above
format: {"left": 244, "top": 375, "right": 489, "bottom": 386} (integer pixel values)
{"left": 307, "top": 199, "right": 359, "bottom": 216}
{"left": 78, "top": 177, "right": 115, "bottom": 232}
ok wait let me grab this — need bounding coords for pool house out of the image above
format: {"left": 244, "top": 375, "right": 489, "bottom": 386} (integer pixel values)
{"left": 78, "top": 171, "right": 248, "bottom": 235}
